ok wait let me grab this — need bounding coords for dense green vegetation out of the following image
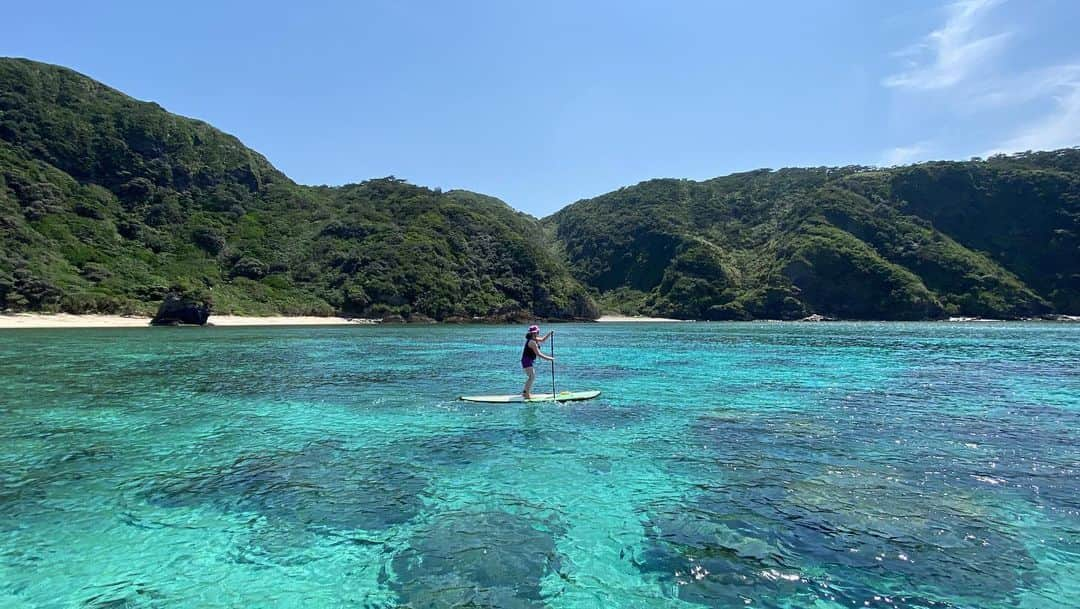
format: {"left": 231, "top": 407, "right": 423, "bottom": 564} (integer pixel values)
{"left": 2, "top": 57, "right": 1076, "bottom": 322}
{"left": 549, "top": 154, "right": 1079, "bottom": 320}
{"left": 0, "top": 58, "right": 596, "bottom": 320}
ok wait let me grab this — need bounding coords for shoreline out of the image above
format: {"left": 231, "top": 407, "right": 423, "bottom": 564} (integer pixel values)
{"left": 0, "top": 313, "right": 377, "bottom": 329}
{"left": 1, "top": 312, "right": 1076, "bottom": 329}
{"left": 594, "top": 314, "right": 685, "bottom": 323}
{"left": 0, "top": 313, "right": 686, "bottom": 328}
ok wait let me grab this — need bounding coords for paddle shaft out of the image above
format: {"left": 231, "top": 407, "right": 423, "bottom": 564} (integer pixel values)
{"left": 550, "top": 331, "right": 556, "bottom": 397}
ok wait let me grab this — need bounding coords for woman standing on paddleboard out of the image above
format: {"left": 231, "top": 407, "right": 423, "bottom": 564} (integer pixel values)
{"left": 522, "top": 324, "right": 554, "bottom": 399}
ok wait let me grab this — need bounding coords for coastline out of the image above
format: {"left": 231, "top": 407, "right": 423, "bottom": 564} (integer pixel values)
{"left": 0, "top": 313, "right": 685, "bottom": 328}
{"left": 0, "top": 313, "right": 376, "bottom": 329}
{"left": 595, "top": 314, "right": 685, "bottom": 322}
{"left": 2, "top": 312, "right": 1075, "bottom": 329}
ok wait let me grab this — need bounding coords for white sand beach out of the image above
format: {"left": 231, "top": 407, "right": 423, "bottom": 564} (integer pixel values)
{"left": 0, "top": 314, "right": 152, "bottom": 328}
{"left": 0, "top": 313, "right": 693, "bottom": 328}
{"left": 210, "top": 316, "right": 378, "bottom": 326}
{"left": 595, "top": 314, "right": 685, "bottom": 322}
{"left": 0, "top": 313, "right": 376, "bottom": 329}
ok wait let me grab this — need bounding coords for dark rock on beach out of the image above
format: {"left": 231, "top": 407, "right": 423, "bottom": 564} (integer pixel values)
{"left": 150, "top": 289, "right": 211, "bottom": 326}
{"left": 796, "top": 313, "right": 835, "bottom": 322}
{"left": 1038, "top": 313, "right": 1080, "bottom": 322}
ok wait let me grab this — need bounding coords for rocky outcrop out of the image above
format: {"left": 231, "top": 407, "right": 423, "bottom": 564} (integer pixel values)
{"left": 151, "top": 290, "right": 211, "bottom": 326}
{"left": 797, "top": 313, "right": 836, "bottom": 322}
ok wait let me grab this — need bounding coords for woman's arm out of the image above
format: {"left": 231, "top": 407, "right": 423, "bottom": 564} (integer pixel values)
{"left": 536, "top": 331, "right": 554, "bottom": 344}
{"left": 529, "top": 340, "right": 554, "bottom": 362}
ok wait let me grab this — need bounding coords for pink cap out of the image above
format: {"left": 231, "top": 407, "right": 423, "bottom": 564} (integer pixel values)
{"left": 528, "top": 324, "right": 540, "bottom": 333}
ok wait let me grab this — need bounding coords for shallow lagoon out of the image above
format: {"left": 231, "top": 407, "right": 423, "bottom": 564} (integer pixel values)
{"left": 0, "top": 322, "right": 1077, "bottom": 608}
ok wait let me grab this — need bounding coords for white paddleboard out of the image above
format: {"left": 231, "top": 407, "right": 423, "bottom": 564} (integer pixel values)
{"left": 459, "top": 390, "right": 601, "bottom": 403}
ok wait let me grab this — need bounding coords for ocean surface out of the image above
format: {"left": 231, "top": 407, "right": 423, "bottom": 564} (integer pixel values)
{"left": 0, "top": 322, "right": 1077, "bottom": 609}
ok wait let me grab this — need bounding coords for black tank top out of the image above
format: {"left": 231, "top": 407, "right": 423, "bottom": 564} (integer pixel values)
{"left": 522, "top": 338, "right": 535, "bottom": 361}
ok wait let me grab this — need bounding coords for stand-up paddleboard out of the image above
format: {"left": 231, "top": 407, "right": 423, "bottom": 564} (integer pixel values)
{"left": 460, "top": 390, "right": 601, "bottom": 403}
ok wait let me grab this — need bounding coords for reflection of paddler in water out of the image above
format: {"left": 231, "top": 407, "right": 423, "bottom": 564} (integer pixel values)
{"left": 521, "top": 324, "right": 554, "bottom": 399}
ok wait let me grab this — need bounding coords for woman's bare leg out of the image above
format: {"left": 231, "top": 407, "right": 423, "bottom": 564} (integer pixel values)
{"left": 523, "top": 367, "right": 536, "bottom": 397}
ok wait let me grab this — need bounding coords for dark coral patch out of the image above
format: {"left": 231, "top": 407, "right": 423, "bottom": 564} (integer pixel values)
{"left": 147, "top": 440, "right": 427, "bottom": 532}
{"left": 389, "top": 509, "right": 564, "bottom": 609}
{"left": 634, "top": 409, "right": 1044, "bottom": 607}
{"left": 559, "top": 401, "right": 650, "bottom": 430}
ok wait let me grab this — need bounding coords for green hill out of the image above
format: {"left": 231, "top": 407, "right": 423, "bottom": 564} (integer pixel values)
{"left": 548, "top": 154, "right": 1079, "bottom": 320}
{"left": 0, "top": 58, "right": 597, "bottom": 320}
{"left": 3, "top": 57, "right": 1077, "bottom": 322}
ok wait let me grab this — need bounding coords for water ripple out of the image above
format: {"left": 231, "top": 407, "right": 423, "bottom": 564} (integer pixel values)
{"left": 0, "top": 323, "right": 1076, "bottom": 608}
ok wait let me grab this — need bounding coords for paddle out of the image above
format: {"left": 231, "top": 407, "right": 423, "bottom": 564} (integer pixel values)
{"left": 550, "top": 330, "right": 557, "bottom": 399}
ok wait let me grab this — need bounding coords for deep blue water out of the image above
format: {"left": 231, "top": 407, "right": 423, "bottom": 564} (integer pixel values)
{"left": 0, "top": 322, "right": 1077, "bottom": 608}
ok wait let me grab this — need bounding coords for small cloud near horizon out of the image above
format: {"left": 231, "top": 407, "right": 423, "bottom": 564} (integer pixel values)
{"left": 880, "top": 142, "right": 934, "bottom": 166}
{"left": 983, "top": 85, "right": 1080, "bottom": 156}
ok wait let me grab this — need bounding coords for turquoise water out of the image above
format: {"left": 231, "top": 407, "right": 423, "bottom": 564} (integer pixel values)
{"left": 1, "top": 322, "right": 1077, "bottom": 609}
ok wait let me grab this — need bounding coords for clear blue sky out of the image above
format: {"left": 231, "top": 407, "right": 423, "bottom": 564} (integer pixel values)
{"left": 4, "top": 1, "right": 1079, "bottom": 216}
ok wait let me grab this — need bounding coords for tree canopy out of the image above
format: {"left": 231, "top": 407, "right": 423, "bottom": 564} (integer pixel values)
{"left": 548, "top": 153, "right": 1079, "bottom": 320}
{"left": 3, "top": 57, "right": 1076, "bottom": 321}
{"left": 0, "top": 58, "right": 596, "bottom": 320}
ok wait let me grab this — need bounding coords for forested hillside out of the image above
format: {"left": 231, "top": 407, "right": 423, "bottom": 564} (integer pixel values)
{"left": 549, "top": 152, "right": 1079, "bottom": 320}
{"left": 3, "top": 57, "right": 1077, "bottom": 322}
{"left": 0, "top": 58, "right": 596, "bottom": 320}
